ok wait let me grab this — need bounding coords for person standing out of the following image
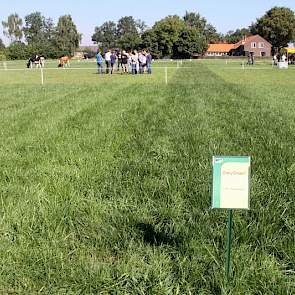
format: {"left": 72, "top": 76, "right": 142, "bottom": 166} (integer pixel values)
{"left": 128, "top": 51, "right": 132, "bottom": 73}
{"left": 251, "top": 52, "right": 255, "bottom": 65}
{"left": 139, "top": 51, "right": 147, "bottom": 74}
{"left": 131, "top": 50, "right": 139, "bottom": 75}
{"left": 121, "top": 50, "right": 128, "bottom": 74}
{"left": 146, "top": 50, "right": 152, "bottom": 74}
{"left": 110, "top": 51, "right": 117, "bottom": 74}
{"left": 105, "top": 49, "right": 112, "bottom": 74}
{"left": 117, "top": 51, "right": 122, "bottom": 73}
{"left": 96, "top": 50, "right": 103, "bottom": 74}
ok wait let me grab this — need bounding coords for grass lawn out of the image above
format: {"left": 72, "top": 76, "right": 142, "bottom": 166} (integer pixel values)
{"left": 1, "top": 60, "right": 295, "bottom": 294}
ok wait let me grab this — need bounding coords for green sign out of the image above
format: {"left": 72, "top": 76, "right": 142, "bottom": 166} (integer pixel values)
{"left": 212, "top": 156, "right": 250, "bottom": 210}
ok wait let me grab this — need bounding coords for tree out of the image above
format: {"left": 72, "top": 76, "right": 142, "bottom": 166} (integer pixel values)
{"left": 151, "top": 15, "right": 186, "bottom": 58}
{"left": 2, "top": 13, "right": 23, "bottom": 42}
{"left": 225, "top": 28, "right": 251, "bottom": 44}
{"left": 184, "top": 12, "right": 206, "bottom": 31}
{"left": 92, "top": 21, "right": 118, "bottom": 49}
{"left": 118, "top": 32, "right": 141, "bottom": 50}
{"left": 117, "top": 16, "right": 142, "bottom": 50}
{"left": 117, "top": 16, "right": 138, "bottom": 37}
{"left": 251, "top": 7, "right": 295, "bottom": 50}
{"left": 136, "top": 19, "right": 147, "bottom": 35}
{"left": 23, "top": 12, "right": 54, "bottom": 44}
{"left": 183, "top": 11, "right": 221, "bottom": 43}
{"left": 204, "top": 24, "right": 222, "bottom": 43}
{"left": 141, "top": 29, "right": 161, "bottom": 58}
{"left": 6, "top": 41, "right": 28, "bottom": 60}
{"left": 23, "top": 12, "right": 57, "bottom": 58}
{"left": 174, "top": 27, "right": 208, "bottom": 58}
{"left": 0, "top": 38, "right": 5, "bottom": 49}
{"left": 54, "top": 15, "right": 81, "bottom": 55}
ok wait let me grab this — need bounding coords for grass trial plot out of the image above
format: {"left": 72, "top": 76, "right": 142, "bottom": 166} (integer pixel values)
{"left": 0, "top": 60, "right": 295, "bottom": 294}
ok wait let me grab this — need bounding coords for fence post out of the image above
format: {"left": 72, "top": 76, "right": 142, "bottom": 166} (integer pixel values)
{"left": 41, "top": 66, "right": 44, "bottom": 85}
{"left": 165, "top": 67, "right": 168, "bottom": 85}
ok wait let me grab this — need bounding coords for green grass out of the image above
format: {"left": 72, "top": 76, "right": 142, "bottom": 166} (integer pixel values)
{"left": 1, "top": 60, "right": 295, "bottom": 294}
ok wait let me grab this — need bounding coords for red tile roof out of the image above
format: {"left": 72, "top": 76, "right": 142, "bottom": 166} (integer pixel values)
{"left": 207, "top": 35, "right": 272, "bottom": 53}
{"left": 207, "top": 43, "right": 235, "bottom": 53}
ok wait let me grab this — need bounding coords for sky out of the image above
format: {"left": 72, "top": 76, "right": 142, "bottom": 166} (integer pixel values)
{"left": 0, "top": 0, "right": 294, "bottom": 45}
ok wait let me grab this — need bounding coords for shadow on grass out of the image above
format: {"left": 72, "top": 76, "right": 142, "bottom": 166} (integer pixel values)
{"left": 136, "top": 222, "right": 182, "bottom": 247}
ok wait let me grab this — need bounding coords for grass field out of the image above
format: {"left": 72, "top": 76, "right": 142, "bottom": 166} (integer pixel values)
{"left": 1, "top": 59, "right": 295, "bottom": 294}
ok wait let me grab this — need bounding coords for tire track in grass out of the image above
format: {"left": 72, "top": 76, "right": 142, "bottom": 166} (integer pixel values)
{"left": 163, "top": 63, "right": 295, "bottom": 293}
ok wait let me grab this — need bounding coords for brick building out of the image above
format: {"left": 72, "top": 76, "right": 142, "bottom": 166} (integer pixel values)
{"left": 206, "top": 35, "right": 272, "bottom": 57}
{"left": 230, "top": 35, "right": 272, "bottom": 57}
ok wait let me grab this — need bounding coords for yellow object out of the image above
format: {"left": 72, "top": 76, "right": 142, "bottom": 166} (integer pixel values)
{"left": 286, "top": 48, "right": 295, "bottom": 54}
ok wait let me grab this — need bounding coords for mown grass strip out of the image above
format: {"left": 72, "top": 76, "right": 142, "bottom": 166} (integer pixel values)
{"left": 1, "top": 62, "right": 295, "bottom": 293}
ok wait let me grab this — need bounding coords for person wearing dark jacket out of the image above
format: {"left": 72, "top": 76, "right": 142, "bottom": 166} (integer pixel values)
{"left": 110, "top": 51, "right": 117, "bottom": 74}
{"left": 146, "top": 51, "right": 152, "bottom": 74}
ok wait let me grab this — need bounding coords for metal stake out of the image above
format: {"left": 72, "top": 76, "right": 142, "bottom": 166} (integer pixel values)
{"left": 226, "top": 209, "right": 233, "bottom": 279}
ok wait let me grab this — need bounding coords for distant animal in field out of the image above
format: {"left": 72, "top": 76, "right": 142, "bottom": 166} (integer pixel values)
{"left": 27, "top": 55, "right": 44, "bottom": 68}
{"left": 58, "top": 56, "right": 71, "bottom": 68}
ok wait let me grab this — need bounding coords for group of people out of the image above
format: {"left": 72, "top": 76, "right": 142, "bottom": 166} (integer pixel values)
{"left": 96, "top": 50, "right": 152, "bottom": 75}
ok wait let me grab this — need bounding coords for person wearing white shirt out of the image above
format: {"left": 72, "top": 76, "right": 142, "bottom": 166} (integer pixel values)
{"left": 104, "top": 50, "right": 112, "bottom": 74}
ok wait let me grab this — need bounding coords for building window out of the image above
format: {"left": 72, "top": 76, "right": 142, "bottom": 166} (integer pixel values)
{"left": 251, "top": 42, "right": 257, "bottom": 48}
{"left": 261, "top": 52, "right": 266, "bottom": 57}
{"left": 258, "top": 42, "right": 264, "bottom": 48}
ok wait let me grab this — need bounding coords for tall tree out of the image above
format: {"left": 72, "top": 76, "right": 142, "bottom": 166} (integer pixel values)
{"left": 183, "top": 11, "right": 221, "bottom": 43}
{"left": 117, "top": 16, "right": 138, "bottom": 37}
{"left": 141, "top": 29, "right": 160, "bottom": 57}
{"left": 225, "top": 28, "right": 251, "bottom": 44}
{"left": 184, "top": 12, "right": 206, "bottom": 31}
{"left": 117, "top": 16, "right": 141, "bottom": 49}
{"left": 136, "top": 19, "right": 147, "bottom": 35}
{"left": 118, "top": 32, "right": 141, "bottom": 50}
{"left": 92, "top": 21, "right": 117, "bottom": 49}
{"left": 251, "top": 7, "right": 295, "bottom": 50}
{"left": 204, "top": 24, "right": 222, "bottom": 43}
{"left": 142, "top": 14, "right": 210, "bottom": 58}
{"left": 23, "top": 12, "right": 52, "bottom": 44}
{"left": 151, "top": 15, "right": 186, "bottom": 58}
{"left": 54, "top": 15, "right": 81, "bottom": 55}
{"left": 174, "top": 27, "right": 208, "bottom": 58}
{"left": 2, "top": 13, "right": 23, "bottom": 42}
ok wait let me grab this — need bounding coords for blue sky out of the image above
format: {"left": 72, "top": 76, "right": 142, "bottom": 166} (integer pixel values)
{"left": 0, "top": 0, "right": 294, "bottom": 45}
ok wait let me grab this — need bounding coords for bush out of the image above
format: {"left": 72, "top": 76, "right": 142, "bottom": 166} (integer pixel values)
{"left": 0, "top": 50, "right": 6, "bottom": 61}
{"left": 6, "top": 42, "right": 28, "bottom": 60}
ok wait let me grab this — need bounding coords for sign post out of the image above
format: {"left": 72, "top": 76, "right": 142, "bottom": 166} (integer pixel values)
{"left": 212, "top": 156, "right": 251, "bottom": 279}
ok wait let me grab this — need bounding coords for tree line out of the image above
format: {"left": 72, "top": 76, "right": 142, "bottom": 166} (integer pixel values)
{"left": 0, "top": 12, "right": 81, "bottom": 60}
{"left": 0, "top": 7, "right": 294, "bottom": 60}
{"left": 91, "top": 13, "right": 220, "bottom": 58}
